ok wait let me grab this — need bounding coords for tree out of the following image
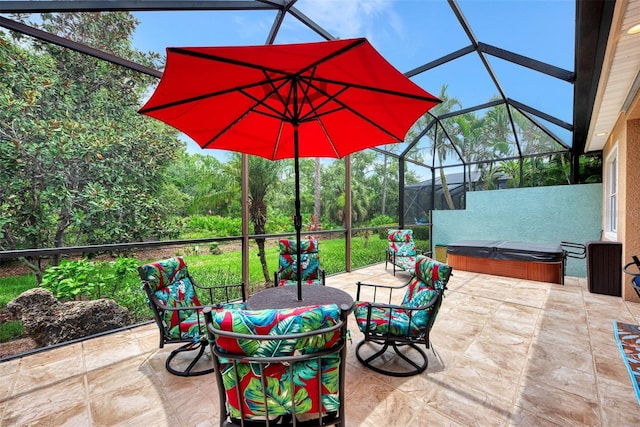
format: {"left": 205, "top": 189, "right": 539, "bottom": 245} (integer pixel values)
{"left": 0, "top": 13, "right": 182, "bottom": 280}
{"left": 166, "top": 152, "right": 239, "bottom": 216}
{"left": 411, "top": 85, "right": 462, "bottom": 210}
{"left": 228, "top": 154, "right": 283, "bottom": 284}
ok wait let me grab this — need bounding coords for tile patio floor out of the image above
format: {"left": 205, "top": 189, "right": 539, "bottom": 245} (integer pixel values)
{"left": 1, "top": 264, "right": 640, "bottom": 426}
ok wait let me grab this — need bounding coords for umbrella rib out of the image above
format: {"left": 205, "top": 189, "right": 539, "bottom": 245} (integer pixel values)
{"left": 168, "top": 47, "right": 295, "bottom": 78}
{"left": 168, "top": 40, "right": 366, "bottom": 82}
{"left": 138, "top": 76, "right": 289, "bottom": 114}
{"left": 302, "top": 75, "right": 442, "bottom": 104}
{"left": 297, "top": 80, "right": 411, "bottom": 143}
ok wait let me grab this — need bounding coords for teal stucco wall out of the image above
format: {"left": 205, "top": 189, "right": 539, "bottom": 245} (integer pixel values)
{"left": 431, "top": 183, "right": 602, "bottom": 278}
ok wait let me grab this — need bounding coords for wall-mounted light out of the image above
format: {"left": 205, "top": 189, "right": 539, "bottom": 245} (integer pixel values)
{"left": 627, "top": 23, "right": 640, "bottom": 35}
{"left": 596, "top": 132, "right": 608, "bottom": 137}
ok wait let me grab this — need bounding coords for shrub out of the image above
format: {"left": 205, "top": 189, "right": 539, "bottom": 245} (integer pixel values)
{"left": 0, "top": 321, "right": 23, "bottom": 343}
{"left": 40, "top": 257, "right": 149, "bottom": 322}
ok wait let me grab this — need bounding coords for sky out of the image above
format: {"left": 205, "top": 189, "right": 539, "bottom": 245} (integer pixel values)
{"left": 130, "top": 0, "right": 576, "bottom": 161}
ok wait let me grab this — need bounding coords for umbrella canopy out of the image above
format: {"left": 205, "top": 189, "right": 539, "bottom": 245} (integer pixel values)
{"left": 139, "top": 37, "right": 441, "bottom": 300}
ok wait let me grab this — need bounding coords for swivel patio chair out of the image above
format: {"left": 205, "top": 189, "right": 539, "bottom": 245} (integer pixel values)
{"left": 204, "top": 303, "right": 348, "bottom": 427}
{"left": 624, "top": 255, "right": 640, "bottom": 298}
{"left": 274, "top": 237, "right": 326, "bottom": 286}
{"left": 385, "top": 229, "right": 420, "bottom": 276}
{"left": 354, "top": 255, "right": 452, "bottom": 376}
{"left": 138, "top": 256, "right": 245, "bottom": 377}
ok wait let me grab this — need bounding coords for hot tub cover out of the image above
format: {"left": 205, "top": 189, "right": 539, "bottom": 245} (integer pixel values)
{"left": 446, "top": 240, "right": 564, "bottom": 263}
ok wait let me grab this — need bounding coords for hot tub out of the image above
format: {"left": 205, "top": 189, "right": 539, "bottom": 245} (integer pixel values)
{"left": 446, "top": 240, "right": 565, "bottom": 284}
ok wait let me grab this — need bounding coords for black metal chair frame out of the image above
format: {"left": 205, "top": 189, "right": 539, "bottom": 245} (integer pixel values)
{"left": 624, "top": 255, "right": 640, "bottom": 298}
{"left": 354, "top": 269, "right": 450, "bottom": 377}
{"left": 204, "top": 307, "right": 348, "bottom": 427}
{"left": 139, "top": 264, "right": 245, "bottom": 377}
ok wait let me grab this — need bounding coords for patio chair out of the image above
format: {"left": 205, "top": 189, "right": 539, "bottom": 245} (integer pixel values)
{"left": 204, "top": 303, "right": 348, "bottom": 427}
{"left": 138, "top": 256, "right": 245, "bottom": 377}
{"left": 354, "top": 255, "right": 452, "bottom": 377}
{"left": 385, "top": 229, "right": 420, "bottom": 276}
{"left": 274, "top": 237, "right": 326, "bottom": 286}
{"left": 624, "top": 255, "right": 640, "bottom": 298}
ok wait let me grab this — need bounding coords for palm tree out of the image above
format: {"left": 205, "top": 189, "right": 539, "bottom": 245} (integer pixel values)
{"left": 430, "top": 85, "right": 463, "bottom": 209}
{"left": 228, "top": 153, "right": 283, "bottom": 284}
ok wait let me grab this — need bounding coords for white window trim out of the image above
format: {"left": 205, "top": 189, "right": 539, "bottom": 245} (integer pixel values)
{"left": 604, "top": 143, "right": 618, "bottom": 241}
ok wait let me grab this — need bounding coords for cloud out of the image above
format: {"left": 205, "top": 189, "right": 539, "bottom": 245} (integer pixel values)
{"left": 296, "top": 0, "right": 400, "bottom": 40}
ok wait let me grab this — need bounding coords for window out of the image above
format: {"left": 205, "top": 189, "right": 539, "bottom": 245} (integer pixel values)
{"left": 605, "top": 145, "right": 618, "bottom": 240}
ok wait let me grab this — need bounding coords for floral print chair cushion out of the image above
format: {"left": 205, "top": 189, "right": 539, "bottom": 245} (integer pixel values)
{"left": 386, "top": 229, "right": 418, "bottom": 275}
{"left": 209, "top": 304, "right": 343, "bottom": 422}
{"left": 139, "top": 256, "right": 204, "bottom": 340}
{"left": 355, "top": 256, "right": 451, "bottom": 337}
{"left": 276, "top": 238, "right": 325, "bottom": 286}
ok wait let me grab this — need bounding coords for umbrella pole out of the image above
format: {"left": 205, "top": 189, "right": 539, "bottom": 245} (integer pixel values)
{"left": 294, "top": 125, "right": 303, "bottom": 301}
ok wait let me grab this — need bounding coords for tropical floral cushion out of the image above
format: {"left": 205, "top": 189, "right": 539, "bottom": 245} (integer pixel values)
{"left": 279, "top": 278, "right": 324, "bottom": 286}
{"left": 139, "top": 257, "right": 203, "bottom": 339}
{"left": 211, "top": 304, "right": 342, "bottom": 420}
{"left": 401, "top": 256, "right": 451, "bottom": 305}
{"left": 277, "top": 238, "right": 321, "bottom": 284}
{"left": 393, "top": 255, "right": 417, "bottom": 274}
{"left": 355, "top": 256, "right": 450, "bottom": 337}
{"left": 387, "top": 229, "right": 417, "bottom": 257}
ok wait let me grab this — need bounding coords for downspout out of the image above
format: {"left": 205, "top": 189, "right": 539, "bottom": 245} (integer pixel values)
{"left": 242, "top": 154, "right": 250, "bottom": 297}
{"left": 345, "top": 155, "right": 352, "bottom": 272}
{"left": 399, "top": 156, "right": 405, "bottom": 228}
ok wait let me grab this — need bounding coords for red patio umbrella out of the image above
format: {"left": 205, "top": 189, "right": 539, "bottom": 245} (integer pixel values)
{"left": 139, "top": 37, "right": 440, "bottom": 300}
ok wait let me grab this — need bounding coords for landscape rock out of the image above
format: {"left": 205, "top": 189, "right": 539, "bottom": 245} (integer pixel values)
{"left": 7, "top": 288, "right": 131, "bottom": 347}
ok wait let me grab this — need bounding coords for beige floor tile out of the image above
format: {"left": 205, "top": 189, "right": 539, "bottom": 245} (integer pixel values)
{"left": 515, "top": 379, "right": 600, "bottom": 426}
{"left": 527, "top": 339, "right": 595, "bottom": 374}
{"left": 426, "top": 374, "right": 514, "bottom": 426}
{"left": 0, "top": 372, "right": 17, "bottom": 401}
{"left": 12, "top": 349, "right": 85, "bottom": 396}
{"left": 524, "top": 363, "right": 598, "bottom": 401}
{"left": 446, "top": 355, "right": 522, "bottom": 402}
{"left": 3, "top": 265, "right": 640, "bottom": 426}
{"left": 2, "top": 376, "right": 88, "bottom": 426}
{"left": 90, "top": 383, "right": 171, "bottom": 426}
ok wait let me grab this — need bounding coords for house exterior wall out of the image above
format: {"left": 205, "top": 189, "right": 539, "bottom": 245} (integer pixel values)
{"left": 601, "top": 89, "right": 640, "bottom": 302}
{"left": 431, "top": 184, "right": 602, "bottom": 278}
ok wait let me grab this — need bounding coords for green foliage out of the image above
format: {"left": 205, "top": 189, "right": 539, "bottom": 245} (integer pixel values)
{"left": 370, "top": 214, "right": 397, "bottom": 227}
{"left": 40, "top": 257, "right": 148, "bottom": 322}
{"left": 183, "top": 215, "right": 242, "bottom": 237}
{"left": 0, "top": 321, "right": 23, "bottom": 343}
{"left": 0, "top": 274, "right": 38, "bottom": 308}
{"left": 0, "top": 15, "right": 182, "bottom": 276}
{"left": 579, "top": 154, "right": 602, "bottom": 183}
{"left": 411, "top": 227, "right": 430, "bottom": 242}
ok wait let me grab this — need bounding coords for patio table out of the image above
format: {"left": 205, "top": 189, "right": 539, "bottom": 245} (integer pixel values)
{"left": 246, "top": 285, "right": 354, "bottom": 314}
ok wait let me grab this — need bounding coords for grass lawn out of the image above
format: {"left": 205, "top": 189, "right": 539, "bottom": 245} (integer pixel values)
{"left": 0, "top": 233, "right": 428, "bottom": 342}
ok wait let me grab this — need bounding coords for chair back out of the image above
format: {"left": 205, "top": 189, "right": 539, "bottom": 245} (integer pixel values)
{"left": 400, "top": 255, "right": 452, "bottom": 330}
{"left": 388, "top": 229, "right": 416, "bottom": 257}
{"left": 278, "top": 238, "right": 321, "bottom": 282}
{"left": 205, "top": 304, "right": 346, "bottom": 426}
{"left": 138, "top": 257, "right": 202, "bottom": 339}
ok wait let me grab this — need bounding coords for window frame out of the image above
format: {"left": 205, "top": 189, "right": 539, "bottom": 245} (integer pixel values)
{"left": 604, "top": 143, "right": 618, "bottom": 240}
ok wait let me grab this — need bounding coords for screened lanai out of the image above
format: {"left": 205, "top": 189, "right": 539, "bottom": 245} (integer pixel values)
{"left": 0, "top": 0, "right": 607, "bottom": 174}
{"left": 0, "top": 1, "right": 613, "bottom": 280}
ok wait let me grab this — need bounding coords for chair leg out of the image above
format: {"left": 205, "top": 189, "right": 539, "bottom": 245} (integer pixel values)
{"left": 355, "top": 340, "right": 428, "bottom": 377}
{"left": 165, "top": 339, "right": 216, "bottom": 377}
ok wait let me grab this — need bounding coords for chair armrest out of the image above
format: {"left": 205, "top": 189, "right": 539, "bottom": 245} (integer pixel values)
{"left": 193, "top": 281, "right": 246, "bottom": 304}
{"left": 360, "top": 291, "right": 441, "bottom": 313}
{"left": 355, "top": 279, "right": 410, "bottom": 302}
